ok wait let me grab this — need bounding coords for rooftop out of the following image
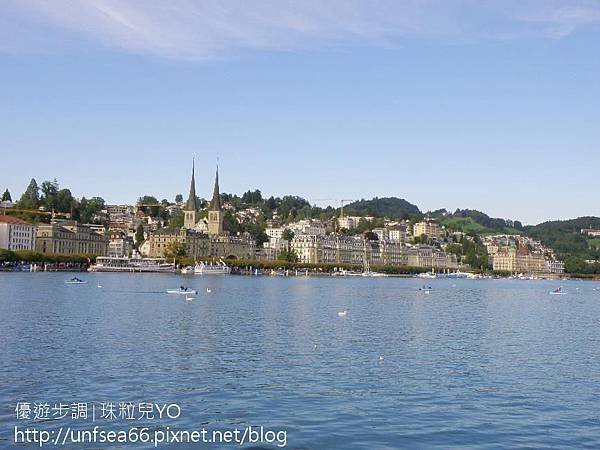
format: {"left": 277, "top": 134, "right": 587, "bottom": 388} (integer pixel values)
{"left": 0, "top": 215, "right": 33, "bottom": 225}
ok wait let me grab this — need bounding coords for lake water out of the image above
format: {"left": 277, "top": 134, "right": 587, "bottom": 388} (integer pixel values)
{"left": 1, "top": 273, "right": 600, "bottom": 449}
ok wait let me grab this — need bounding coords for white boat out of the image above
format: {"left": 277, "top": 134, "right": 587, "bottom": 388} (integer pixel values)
{"left": 194, "top": 260, "right": 231, "bottom": 275}
{"left": 361, "top": 271, "right": 388, "bottom": 277}
{"left": 65, "top": 279, "right": 87, "bottom": 284}
{"left": 180, "top": 266, "right": 194, "bottom": 275}
{"left": 417, "top": 272, "right": 437, "bottom": 279}
{"left": 90, "top": 255, "right": 176, "bottom": 273}
{"left": 167, "top": 288, "right": 198, "bottom": 295}
{"left": 550, "top": 287, "right": 567, "bottom": 295}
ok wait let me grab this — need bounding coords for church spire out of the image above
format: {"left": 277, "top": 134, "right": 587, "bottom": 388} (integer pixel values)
{"left": 185, "top": 159, "right": 197, "bottom": 211}
{"left": 209, "top": 165, "right": 221, "bottom": 211}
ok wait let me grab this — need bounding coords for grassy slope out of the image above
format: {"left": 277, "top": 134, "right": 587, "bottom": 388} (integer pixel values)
{"left": 440, "top": 216, "right": 521, "bottom": 236}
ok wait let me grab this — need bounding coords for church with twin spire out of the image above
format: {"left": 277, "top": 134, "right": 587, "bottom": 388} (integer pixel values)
{"left": 183, "top": 161, "right": 223, "bottom": 236}
{"left": 147, "top": 161, "right": 255, "bottom": 260}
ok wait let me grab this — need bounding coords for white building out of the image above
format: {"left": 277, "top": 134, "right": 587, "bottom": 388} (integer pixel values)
{"left": 338, "top": 216, "right": 375, "bottom": 230}
{"left": 266, "top": 227, "right": 285, "bottom": 239}
{"left": 0, "top": 216, "right": 36, "bottom": 251}
{"left": 261, "top": 237, "right": 289, "bottom": 260}
{"left": 108, "top": 230, "right": 134, "bottom": 257}
{"left": 288, "top": 220, "right": 326, "bottom": 236}
{"left": 372, "top": 228, "right": 389, "bottom": 241}
{"left": 547, "top": 260, "right": 565, "bottom": 274}
{"left": 388, "top": 225, "right": 408, "bottom": 244}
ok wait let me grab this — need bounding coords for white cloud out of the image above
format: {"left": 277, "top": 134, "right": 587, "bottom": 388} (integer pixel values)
{"left": 2, "top": 0, "right": 600, "bottom": 60}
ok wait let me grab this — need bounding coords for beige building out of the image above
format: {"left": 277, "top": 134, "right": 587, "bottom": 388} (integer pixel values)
{"left": 147, "top": 228, "right": 210, "bottom": 259}
{"left": 0, "top": 216, "right": 36, "bottom": 251}
{"left": 36, "top": 221, "right": 108, "bottom": 255}
{"left": 290, "top": 234, "right": 457, "bottom": 269}
{"left": 492, "top": 245, "right": 548, "bottom": 273}
{"left": 413, "top": 221, "right": 443, "bottom": 240}
{"left": 406, "top": 245, "right": 458, "bottom": 270}
{"left": 147, "top": 228, "right": 254, "bottom": 260}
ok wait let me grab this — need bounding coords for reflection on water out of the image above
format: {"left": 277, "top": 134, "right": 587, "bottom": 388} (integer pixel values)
{"left": 1, "top": 273, "right": 600, "bottom": 449}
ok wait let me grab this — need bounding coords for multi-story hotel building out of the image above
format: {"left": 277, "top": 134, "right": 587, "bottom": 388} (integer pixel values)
{"left": 413, "top": 220, "right": 443, "bottom": 240}
{"left": 290, "top": 234, "right": 457, "bottom": 269}
{"left": 0, "top": 216, "right": 36, "bottom": 251}
{"left": 491, "top": 244, "right": 552, "bottom": 274}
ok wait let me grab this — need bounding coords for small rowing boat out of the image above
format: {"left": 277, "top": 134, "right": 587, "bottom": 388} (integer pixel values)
{"left": 167, "top": 288, "right": 198, "bottom": 295}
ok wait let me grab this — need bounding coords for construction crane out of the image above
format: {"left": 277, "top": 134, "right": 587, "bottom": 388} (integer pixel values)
{"left": 339, "top": 199, "right": 354, "bottom": 219}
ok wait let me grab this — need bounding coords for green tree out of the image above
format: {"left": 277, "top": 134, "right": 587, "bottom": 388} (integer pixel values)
{"left": 169, "top": 209, "right": 184, "bottom": 228}
{"left": 18, "top": 178, "right": 40, "bottom": 210}
{"left": 78, "top": 196, "right": 105, "bottom": 223}
{"left": 241, "top": 222, "right": 268, "bottom": 246}
{"left": 40, "top": 179, "right": 59, "bottom": 210}
{"left": 223, "top": 210, "right": 241, "bottom": 234}
{"left": 281, "top": 229, "right": 295, "bottom": 242}
{"left": 2, "top": 189, "right": 12, "bottom": 202}
{"left": 55, "top": 189, "right": 77, "bottom": 214}
{"left": 137, "top": 196, "right": 160, "bottom": 217}
{"left": 0, "top": 249, "right": 16, "bottom": 262}
{"left": 242, "top": 189, "right": 263, "bottom": 205}
{"left": 164, "top": 241, "right": 187, "bottom": 260}
{"left": 278, "top": 249, "right": 298, "bottom": 263}
{"left": 564, "top": 256, "right": 587, "bottom": 274}
{"left": 135, "top": 223, "right": 145, "bottom": 248}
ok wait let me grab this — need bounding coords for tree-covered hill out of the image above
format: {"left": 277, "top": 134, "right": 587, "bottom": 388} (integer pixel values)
{"left": 437, "top": 209, "right": 523, "bottom": 235}
{"left": 344, "top": 197, "right": 422, "bottom": 219}
{"left": 524, "top": 216, "right": 600, "bottom": 260}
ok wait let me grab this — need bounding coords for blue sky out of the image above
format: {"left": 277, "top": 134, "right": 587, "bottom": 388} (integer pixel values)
{"left": 1, "top": 0, "right": 600, "bottom": 225}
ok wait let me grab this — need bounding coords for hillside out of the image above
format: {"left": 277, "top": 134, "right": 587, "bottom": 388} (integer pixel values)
{"left": 344, "top": 197, "right": 422, "bottom": 219}
{"left": 438, "top": 209, "right": 522, "bottom": 235}
{"left": 524, "top": 216, "right": 600, "bottom": 259}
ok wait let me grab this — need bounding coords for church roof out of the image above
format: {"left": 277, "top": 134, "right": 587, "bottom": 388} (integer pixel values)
{"left": 209, "top": 167, "right": 221, "bottom": 211}
{"left": 185, "top": 160, "right": 197, "bottom": 211}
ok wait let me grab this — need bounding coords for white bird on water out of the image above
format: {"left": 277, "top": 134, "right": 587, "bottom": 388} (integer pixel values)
{"left": 379, "top": 355, "right": 385, "bottom": 362}
{"left": 338, "top": 310, "right": 348, "bottom": 317}
{"left": 206, "top": 288, "right": 212, "bottom": 293}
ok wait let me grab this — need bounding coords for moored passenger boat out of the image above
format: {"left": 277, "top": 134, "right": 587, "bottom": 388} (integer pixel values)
{"left": 89, "top": 255, "right": 176, "bottom": 273}
{"left": 194, "top": 259, "right": 231, "bottom": 275}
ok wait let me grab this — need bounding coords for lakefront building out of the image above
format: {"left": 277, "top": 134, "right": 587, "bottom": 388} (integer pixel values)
{"left": 0, "top": 216, "right": 36, "bottom": 251}
{"left": 413, "top": 220, "right": 443, "bottom": 240}
{"left": 36, "top": 221, "right": 108, "bottom": 255}
{"left": 148, "top": 163, "right": 255, "bottom": 260}
{"left": 290, "top": 234, "right": 458, "bottom": 269}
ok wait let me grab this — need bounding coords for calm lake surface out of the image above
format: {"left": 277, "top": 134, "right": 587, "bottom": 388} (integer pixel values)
{"left": 1, "top": 273, "right": 600, "bottom": 449}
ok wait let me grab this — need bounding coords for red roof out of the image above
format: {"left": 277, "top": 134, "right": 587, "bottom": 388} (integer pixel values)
{"left": 0, "top": 216, "right": 33, "bottom": 225}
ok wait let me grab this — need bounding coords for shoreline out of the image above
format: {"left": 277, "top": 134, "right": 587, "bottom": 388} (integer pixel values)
{"left": 1, "top": 267, "right": 597, "bottom": 281}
